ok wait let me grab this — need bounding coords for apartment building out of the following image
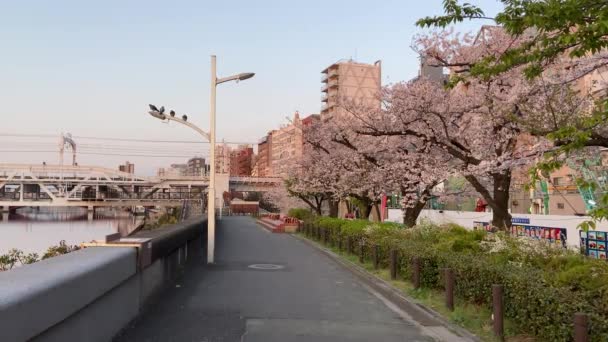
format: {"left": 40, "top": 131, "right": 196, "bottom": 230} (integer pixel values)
{"left": 255, "top": 133, "right": 273, "bottom": 177}
{"left": 187, "top": 157, "right": 206, "bottom": 177}
{"left": 215, "top": 142, "right": 231, "bottom": 174}
{"left": 229, "top": 145, "right": 254, "bottom": 176}
{"left": 157, "top": 163, "right": 187, "bottom": 177}
{"left": 271, "top": 112, "right": 304, "bottom": 178}
{"left": 321, "top": 59, "right": 382, "bottom": 117}
{"left": 118, "top": 161, "right": 135, "bottom": 174}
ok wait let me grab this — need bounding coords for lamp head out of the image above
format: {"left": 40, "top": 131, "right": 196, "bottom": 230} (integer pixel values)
{"left": 237, "top": 72, "right": 255, "bottom": 81}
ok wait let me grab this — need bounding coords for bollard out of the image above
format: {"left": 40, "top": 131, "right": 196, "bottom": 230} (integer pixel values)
{"left": 492, "top": 284, "right": 504, "bottom": 340}
{"left": 372, "top": 245, "right": 380, "bottom": 270}
{"left": 412, "top": 257, "right": 421, "bottom": 289}
{"left": 574, "top": 313, "right": 589, "bottom": 342}
{"left": 358, "top": 240, "right": 364, "bottom": 263}
{"left": 445, "top": 268, "right": 454, "bottom": 311}
{"left": 390, "top": 250, "right": 398, "bottom": 280}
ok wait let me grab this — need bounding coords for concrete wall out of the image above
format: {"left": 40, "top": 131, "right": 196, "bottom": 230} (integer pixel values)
{"left": 387, "top": 209, "right": 608, "bottom": 248}
{"left": 0, "top": 217, "right": 207, "bottom": 342}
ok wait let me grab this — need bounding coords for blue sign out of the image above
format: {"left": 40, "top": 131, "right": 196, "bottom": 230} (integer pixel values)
{"left": 511, "top": 217, "right": 530, "bottom": 224}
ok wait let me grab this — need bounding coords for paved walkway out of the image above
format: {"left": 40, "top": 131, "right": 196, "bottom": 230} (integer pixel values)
{"left": 116, "top": 217, "right": 434, "bottom": 342}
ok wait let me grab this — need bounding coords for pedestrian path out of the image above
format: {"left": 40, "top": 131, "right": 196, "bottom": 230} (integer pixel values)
{"left": 116, "top": 216, "right": 436, "bottom": 342}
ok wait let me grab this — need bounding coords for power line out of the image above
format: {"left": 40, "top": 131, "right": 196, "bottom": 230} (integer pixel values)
{"left": 0, "top": 150, "right": 207, "bottom": 158}
{"left": 0, "top": 133, "right": 256, "bottom": 145}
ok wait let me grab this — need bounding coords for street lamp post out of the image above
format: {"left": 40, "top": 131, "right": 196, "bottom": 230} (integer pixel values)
{"left": 209, "top": 56, "right": 217, "bottom": 265}
{"left": 148, "top": 55, "right": 254, "bottom": 264}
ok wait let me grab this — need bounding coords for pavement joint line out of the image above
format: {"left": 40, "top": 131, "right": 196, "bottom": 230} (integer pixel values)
{"left": 293, "top": 234, "right": 480, "bottom": 342}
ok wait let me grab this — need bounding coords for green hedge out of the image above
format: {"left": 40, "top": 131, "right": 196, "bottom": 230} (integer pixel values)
{"left": 307, "top": 218, "right": 608, "bottom": 341}
{"left": 287, "top": 208, "right": 316, "bottom": 223}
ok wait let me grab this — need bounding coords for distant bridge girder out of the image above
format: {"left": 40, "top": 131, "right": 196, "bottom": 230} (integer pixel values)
{"left": 0, "top": 164, "right": 282, "bottom": 208}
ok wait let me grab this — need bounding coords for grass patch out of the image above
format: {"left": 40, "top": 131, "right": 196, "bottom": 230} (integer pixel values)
{"left": 298, "top": 233, "right": 535, "bottom": 342}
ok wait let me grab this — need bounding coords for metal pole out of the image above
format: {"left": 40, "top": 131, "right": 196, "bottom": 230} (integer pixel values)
{"left": 207, "top": 55, "right": 217, "bottom": 264}
{"left": 219, "top": 197, "right": 223, "bottom": 220}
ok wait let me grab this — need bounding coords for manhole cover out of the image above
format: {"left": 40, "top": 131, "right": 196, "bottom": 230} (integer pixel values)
{"left": 247, "top": 264, "right": 284, "bottom": 270}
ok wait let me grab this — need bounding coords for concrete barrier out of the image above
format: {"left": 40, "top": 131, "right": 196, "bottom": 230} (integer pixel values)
{"left": 387, "top": 209, "right": 608, "bottom": 248}
{"left": 0, "top": 216, "right": 207, "bottom": 342}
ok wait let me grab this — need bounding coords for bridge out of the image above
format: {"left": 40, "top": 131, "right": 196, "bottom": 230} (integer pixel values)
{"left": 0, "top": 164, "right": 281, "bottom": 210}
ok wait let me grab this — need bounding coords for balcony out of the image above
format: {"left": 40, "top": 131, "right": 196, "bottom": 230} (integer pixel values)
{"left": 327, "top": 80, "right": 339, "bottom": 89}
{"left": 321, "top": 84, "right": 328, "bottom": 92}
{"left": 321, "top": 94, "right": 328, "bottom": 102}
{"left": 328, "top": 68, "right": 339, "bottom": 78}
{"left": 321, "top": 73, "right": 328, "bottom": 82}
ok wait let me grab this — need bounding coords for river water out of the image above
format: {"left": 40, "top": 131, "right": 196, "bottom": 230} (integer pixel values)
{"left": 0, "top": 207, "right": 143, "bottom": 255}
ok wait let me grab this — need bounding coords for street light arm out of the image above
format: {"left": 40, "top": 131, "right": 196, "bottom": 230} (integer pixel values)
{"left": 165, "top": 115, "right": 211, "bottom": 142}
{"left": 216, "top": 74, "right": 240, "bottom": 85}
{"left": 148, "top": 111, "right": 211, "bottom": 141}
{"left": 216, "top": 72, "right": 255, "bottom": 85}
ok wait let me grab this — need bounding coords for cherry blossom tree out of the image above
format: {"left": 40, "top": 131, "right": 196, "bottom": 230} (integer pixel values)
{"left": 302, "top": 99, "right": 453, "bottom": 226}
{"left": 349, "top": 28, "right": 578, "bottom": 229}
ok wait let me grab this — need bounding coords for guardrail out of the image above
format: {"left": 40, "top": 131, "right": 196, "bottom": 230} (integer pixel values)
{"left": 0, "top": 217, "right": 207, "bottom": 342}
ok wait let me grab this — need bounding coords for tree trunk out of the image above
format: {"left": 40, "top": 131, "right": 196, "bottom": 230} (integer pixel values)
{"left": 360, "top": 203, "right": 372, "bottom": 220}
{"left": 464, "top": 172, "right": 512, "bottom": 231}
{"left": 328, "top": 199, "right": 339, "bottom": 218}
{"left": 314, "top": 196, "right": 324, "bottom": 216}
{"left": 313, "top": 205, "right": 322, "bottom": 216}
{"left": 491, "top": 171, "right": 512, "bottom": 230}
{"left": 372, "top": 204, "right": 381, "bottom": 222}
{"left": 403, "top": 199, "right": 427, "bottom": 228}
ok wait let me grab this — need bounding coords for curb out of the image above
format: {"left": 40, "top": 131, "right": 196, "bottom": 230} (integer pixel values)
{"left": 294, "top": 234, "right": 481, "bottom": 342}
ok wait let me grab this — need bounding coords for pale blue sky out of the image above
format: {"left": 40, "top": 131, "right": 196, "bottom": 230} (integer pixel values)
{"left": 0, "top": 0, "right": 502, "bottom": 175}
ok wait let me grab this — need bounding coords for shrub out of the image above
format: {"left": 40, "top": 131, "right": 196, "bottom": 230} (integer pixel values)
{"left": 308, "top": 218, "right": 608, "bottom": 341}
{"left": 287, "top": 208, "right": 315, "bottom": 223}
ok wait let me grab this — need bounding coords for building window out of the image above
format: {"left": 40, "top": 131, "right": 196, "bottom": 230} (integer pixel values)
{"left": 557, "top": 203, "right": 565, "bottom": 209}
{"left": 553, "top": 177, "right": 562, "bottom": 186}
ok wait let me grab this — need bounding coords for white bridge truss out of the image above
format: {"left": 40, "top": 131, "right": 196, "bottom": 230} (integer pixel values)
{"left": 0, "top": 164, "right": 281, "bottom": 209}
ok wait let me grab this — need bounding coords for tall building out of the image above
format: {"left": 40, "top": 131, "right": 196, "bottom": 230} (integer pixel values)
{"left": 229, "top": 145, "right": 254, "bottom": 176}
{"left": 187, "top": 157, "right": 206, "bottom": 177}
{"left": 256, "top": 133, "right": 273, "bottom": 177}
{"left": 321, "top": 59, "right": 382, "bottom": 117}
{"left": 157, "top": 163, "right": 187, "bottom": 177}
{"left": 271, "top": 112, "right": 304, "bottom": 177}
{"left": 118, "top": 161, "right": 134, "bottom": 174}
{"left": 215, "top": 142, "right": 231, "bottom": 174}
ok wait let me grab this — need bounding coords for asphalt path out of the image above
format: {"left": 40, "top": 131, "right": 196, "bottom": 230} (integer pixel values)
{"left": 115, "top": 216, "right": 435, "bottom": 342}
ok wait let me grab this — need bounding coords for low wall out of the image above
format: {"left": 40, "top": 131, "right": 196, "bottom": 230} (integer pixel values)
{"left": 388, "top": 209, "right": 608, "bottom": 248}
{"left": 0, "top": 217, "right": 207, "bottom": 342}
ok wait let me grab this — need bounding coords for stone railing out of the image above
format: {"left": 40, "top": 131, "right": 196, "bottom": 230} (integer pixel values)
{"left": 0, "top": 217, "right": 207, "bottom": 342}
